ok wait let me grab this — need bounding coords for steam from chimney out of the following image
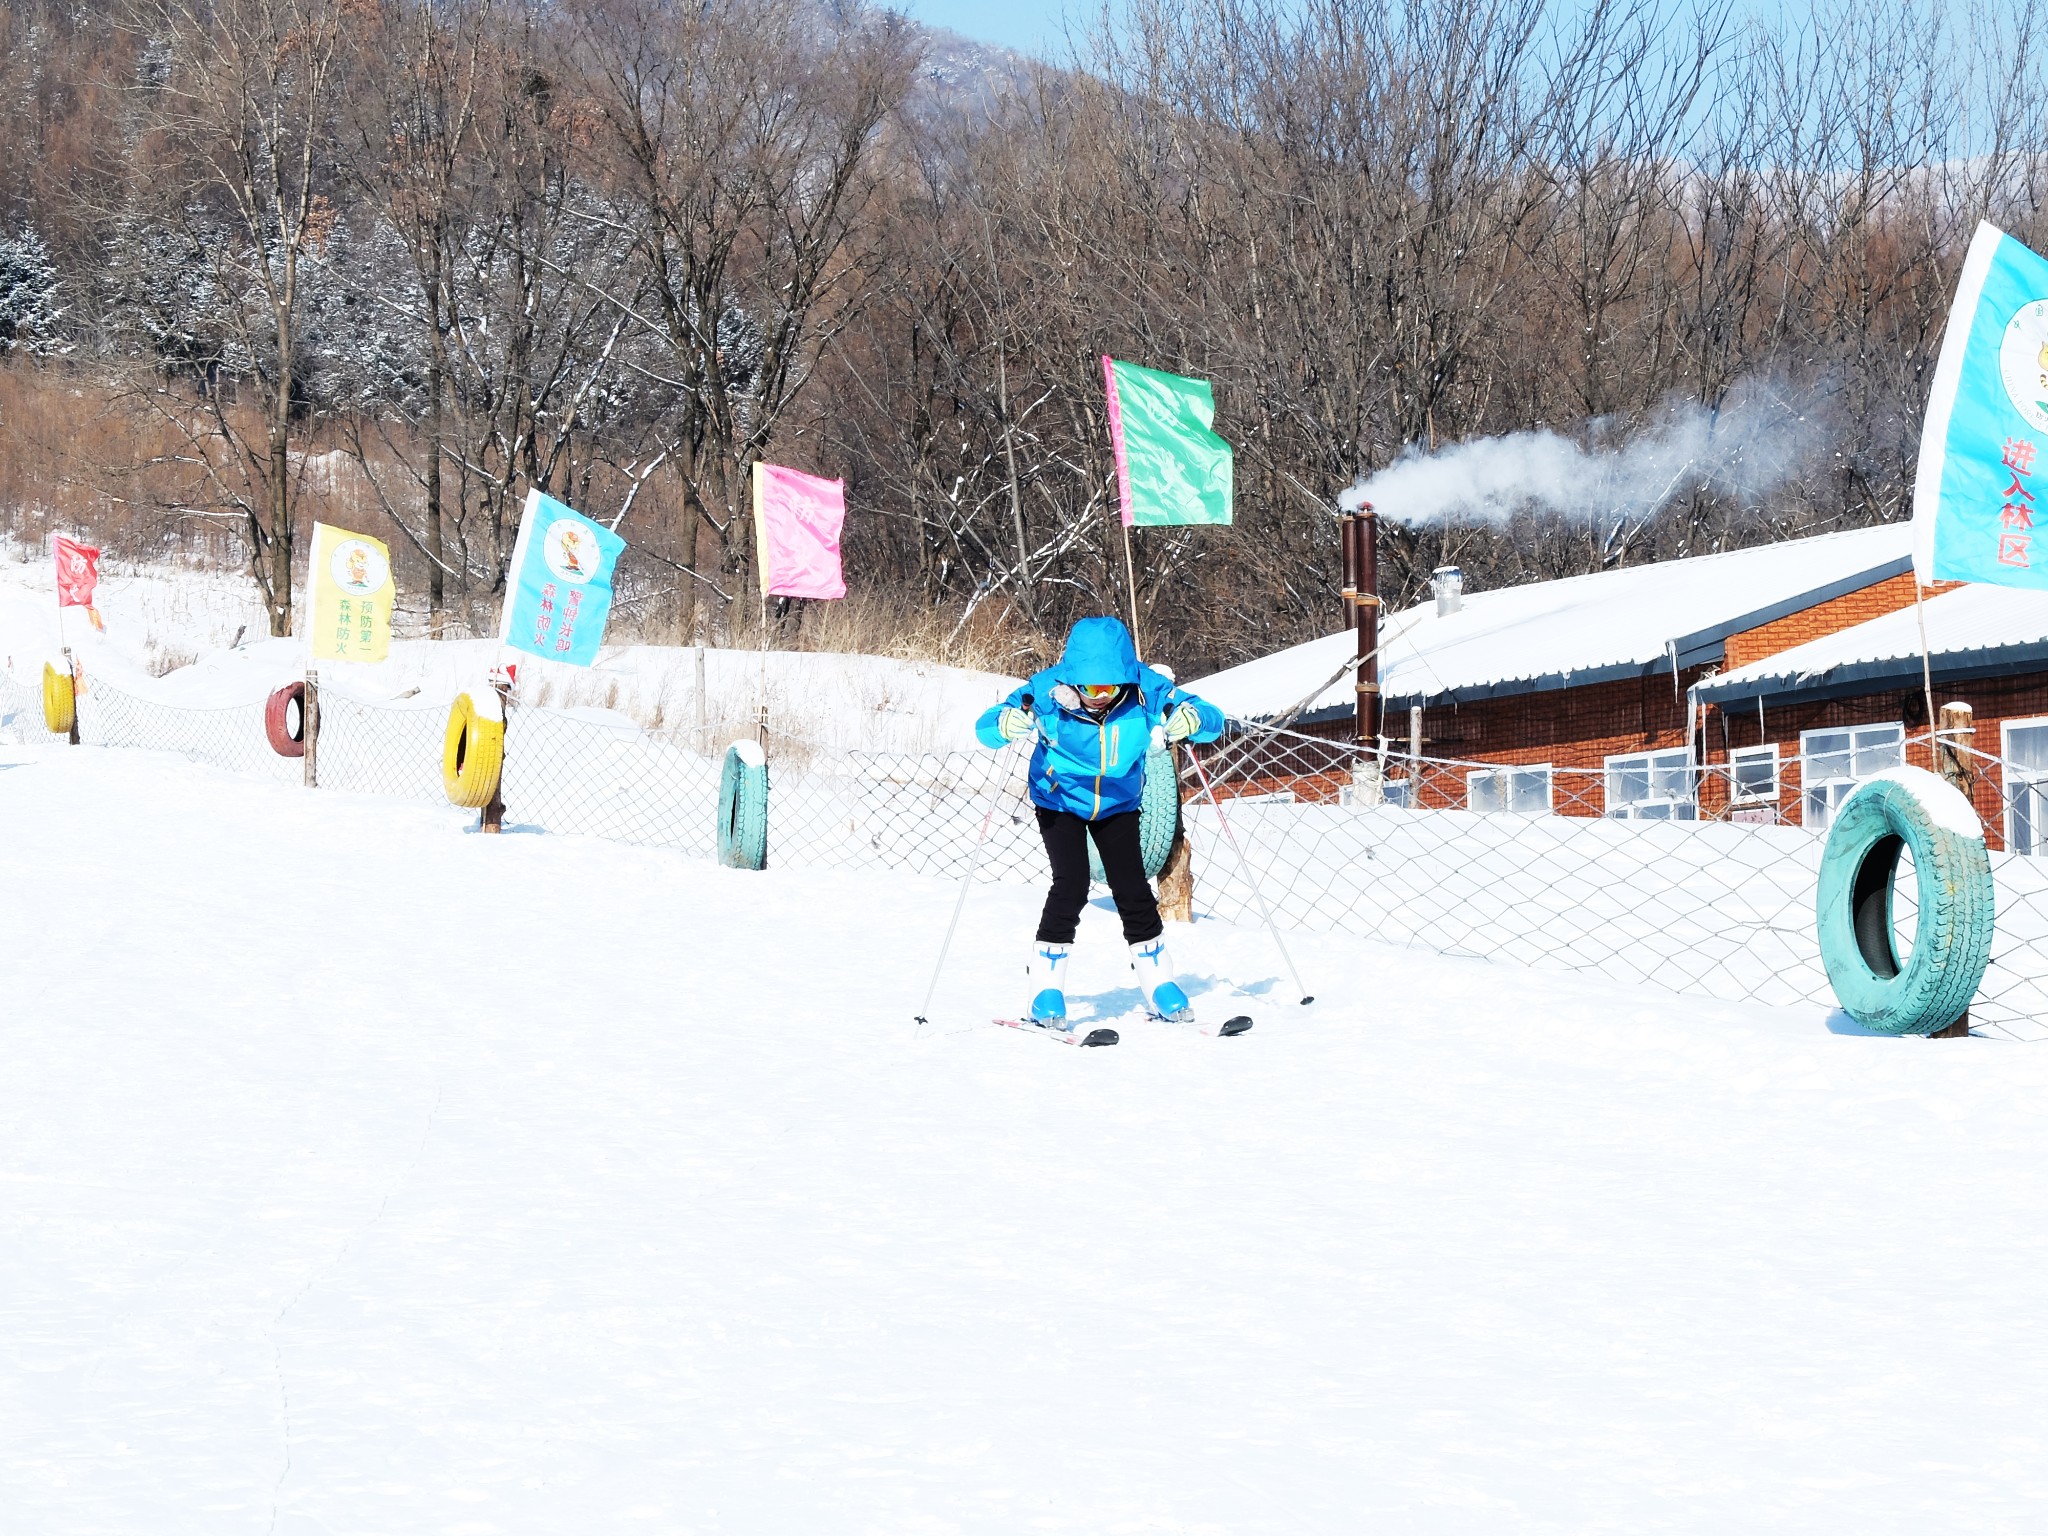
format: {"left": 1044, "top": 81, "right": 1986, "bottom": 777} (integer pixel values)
{"left": 1337, "top": 378, "right": 1822, "bottom": 527}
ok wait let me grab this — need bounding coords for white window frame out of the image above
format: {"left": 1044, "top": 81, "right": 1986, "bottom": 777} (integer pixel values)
{"left": 1467, "top": 763, "right": 1554, "bottom": 815}
{"left": 2003, "top": 717, "right": 2048, "bottom": 855}
{"left": 1603, "top": 747, "right": 1698, "bottom": 820}
{"left": 1727, "top": 743, "right": 1780, "bottom": 806}
{"left": 1800, "top": 723, "right": 1904, "bottom": 830}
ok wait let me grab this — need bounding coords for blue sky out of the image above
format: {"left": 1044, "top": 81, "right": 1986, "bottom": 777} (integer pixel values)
{"left": 904, "top": 0, "right": 1081, "bottom": 55}
{"left": 906, "top": 1, "right": 1867, "bottom": 61}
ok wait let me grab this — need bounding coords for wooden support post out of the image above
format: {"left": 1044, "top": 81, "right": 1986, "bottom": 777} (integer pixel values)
{"left": 1157, "top": 746, "right": 1195, "bottom": 923}
{"left": 1930, "top": 1013, "right": 1970, "bottom": 1039}
{"left": 62, "top": 646, "right": 79, "bottom": 746}
{"left": 695, "top": 643, "right": 709, "bottom": 755}
{"left": 302, "top": 669, "right": 320, "bottom": 789}
{"left": 481, "top": 675, "right": 510, "bottom": 834}
{"left": 1935, "top": 700, "right": 1975, "bottom": 799}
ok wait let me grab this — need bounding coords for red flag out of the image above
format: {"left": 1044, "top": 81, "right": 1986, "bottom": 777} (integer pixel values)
{"left": 53, "top": 535, "right": 100, "bottom": 609}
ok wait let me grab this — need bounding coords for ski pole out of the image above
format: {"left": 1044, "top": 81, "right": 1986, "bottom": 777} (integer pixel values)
{"left": 913, "top": 792, "right": 1001, "bottom": 1032}
{"left": 1187, "top": 744, "right": 1315, "bottom": 1007}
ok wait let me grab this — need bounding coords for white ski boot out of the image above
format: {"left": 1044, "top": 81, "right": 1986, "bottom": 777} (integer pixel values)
{"left": 1130, "top": 938, "right": 1193, "bottom": 1022}
{"left": 1028, "top": 942, "right": 1074, "bottom": 1027}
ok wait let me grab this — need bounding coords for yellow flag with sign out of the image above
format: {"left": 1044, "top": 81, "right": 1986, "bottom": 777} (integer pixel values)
{"left": 308, "top": 521, "right": 395, "bottom": 663}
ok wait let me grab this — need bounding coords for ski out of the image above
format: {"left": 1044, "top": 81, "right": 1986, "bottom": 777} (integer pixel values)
{"left": 1149, "top": 1012, "right": 1254, "bottom": 1037}
{"left": 995, "top": 1017, "right": 1120, "bottom": 1047}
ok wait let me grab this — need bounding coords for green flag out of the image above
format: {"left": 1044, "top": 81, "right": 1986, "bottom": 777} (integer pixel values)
{"left": 1102, "top": 356, "right": 1234, "bottom": 526}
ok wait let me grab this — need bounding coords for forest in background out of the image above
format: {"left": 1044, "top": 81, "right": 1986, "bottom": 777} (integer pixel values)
{"left": 0, "top": 0, "right": 2041, "bottom": 677}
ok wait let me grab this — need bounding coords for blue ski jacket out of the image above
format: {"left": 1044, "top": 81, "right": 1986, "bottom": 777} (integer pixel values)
{"left": 974, "top": 616, "right": 1226, "bottom": 820}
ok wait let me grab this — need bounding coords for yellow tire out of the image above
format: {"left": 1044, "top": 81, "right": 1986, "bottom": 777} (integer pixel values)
{"left": 42, "top": 662, "right": 75, "bottom": 735}
{"left": 442, "top": 692, "right": 504, "bottom": 809}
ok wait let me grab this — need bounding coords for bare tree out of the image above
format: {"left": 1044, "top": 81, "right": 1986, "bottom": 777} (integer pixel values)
{"left": 119, "top": 0, "right": 356, "bottom": 635}
{"left": 342, "top": 0, "right": 492, "bottom": 630}
{"left": 565, "top": 0, "right": 919, "bottom": 639}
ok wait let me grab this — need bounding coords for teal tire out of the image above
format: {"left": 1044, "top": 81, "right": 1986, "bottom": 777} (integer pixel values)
{"left": 718, "top": 742, "right": 768, "bottom": 870}
{"left": 1816, "top": 766, "right": 1992, "bottom": 1035}
{"left": 1090, "top": 745, "right": 1182, "bottom": 883}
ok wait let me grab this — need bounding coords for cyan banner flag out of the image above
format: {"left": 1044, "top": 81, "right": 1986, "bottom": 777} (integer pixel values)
{"left": 1914, "top": 222, "right": 2048, "bottom": 587}
{"left": 498, "top": 489, "right": 626, "bottom": 667}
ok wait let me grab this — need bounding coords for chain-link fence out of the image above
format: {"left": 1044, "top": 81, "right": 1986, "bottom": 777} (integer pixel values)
{"left": 1181, "top": 723, "right": 2048, "bottom": 1042}
{"left": 0, "top": 670, "right": 64, "bottom": 748}
{"left": 8, "top": 664, "right": 2048, "bottom": 1040}
{"left": 77, "top": 677, "right": 299, "bottom": 784}
{"left": 311, "top": 689, "right": 449, "bottom": 802}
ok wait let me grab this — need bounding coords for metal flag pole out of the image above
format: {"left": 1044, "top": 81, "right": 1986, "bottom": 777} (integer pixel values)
{"left": 1120, "top": 517, "right": 1143, "bottom": 655}
{"left": 51, "top": 530, "right": 67, "bottom": 654}
{"left": 1913, "top": 578, "right": 1939, "bottom": 746}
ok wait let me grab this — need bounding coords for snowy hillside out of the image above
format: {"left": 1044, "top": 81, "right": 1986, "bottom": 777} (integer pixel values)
{"left": 0, "top": 546, "right": 1017, "bottom": 752}
{"left": 5, "top": 743, "right": 2048, "bottom": 1531}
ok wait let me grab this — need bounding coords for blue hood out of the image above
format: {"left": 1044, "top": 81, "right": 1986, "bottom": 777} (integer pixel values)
{"left": 1051, "top": 616, "right": 1141, "bottom": 687}
{"left": 973, "top": 615, "right": 1227, "bottom": 817}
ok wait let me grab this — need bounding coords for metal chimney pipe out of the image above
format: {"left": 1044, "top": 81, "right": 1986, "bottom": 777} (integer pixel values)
{"left": 1352, "top": 505, "right": 1380, "bottom": 752}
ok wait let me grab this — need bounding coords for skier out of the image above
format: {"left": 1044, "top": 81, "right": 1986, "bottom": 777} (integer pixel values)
{"left": 975, "top": 615, "right": 1226, "bottom": 1027}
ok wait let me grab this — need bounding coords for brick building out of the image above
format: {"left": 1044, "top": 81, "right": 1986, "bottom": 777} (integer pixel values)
{"left": 1193, "top": 523, "right": 1926, "bottom": 818}
{"left": 1695, "top": 581, "right": 2048, "bottom": 850}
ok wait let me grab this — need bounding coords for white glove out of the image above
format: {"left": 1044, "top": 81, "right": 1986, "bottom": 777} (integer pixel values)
{"left": 997, "top": 706, "right": 1035, "bottom": 743}
{"left": 1164, "top": 702, "right": 1202, "bottom": 742}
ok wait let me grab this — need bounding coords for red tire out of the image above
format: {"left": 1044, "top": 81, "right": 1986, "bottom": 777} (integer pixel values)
{"left": 265, "top": 681, "right": 307, "bottom": 758}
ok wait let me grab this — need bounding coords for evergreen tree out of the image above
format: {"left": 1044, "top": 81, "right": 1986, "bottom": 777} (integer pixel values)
{"left": 0, "top": 226, "right": 64, "bottom": 356}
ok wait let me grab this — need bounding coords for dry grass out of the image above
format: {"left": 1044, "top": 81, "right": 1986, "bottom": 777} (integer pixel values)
{"left": 615, "top": 581, "right": 1052, "bottom": 677}
{"left": 0, "top": 364, "right": 371, "bottom": 575}
{"left": 146, "top": 643, "right": 199, "bottom": 677}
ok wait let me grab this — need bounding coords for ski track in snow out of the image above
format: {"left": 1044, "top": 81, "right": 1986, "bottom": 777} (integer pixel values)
{"left": 5, "top": 745, "right": 2048, "bottom": 1533}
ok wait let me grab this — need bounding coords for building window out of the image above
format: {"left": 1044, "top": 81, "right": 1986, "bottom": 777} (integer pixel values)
{"left": 1800, "top": 723, "right": 1904, "bottom": 829}
{"left": 2004, "top": 719, "right": 2048, "bottom": 854}
{"left": 1728, "top": 744, "right": 1779, "bottom": 804}
{"left": 1604, "top": 748, "right": 1697, "bottom": 820}
{"left": 1468, "top": 764, "right": 1552, "bottom": 814}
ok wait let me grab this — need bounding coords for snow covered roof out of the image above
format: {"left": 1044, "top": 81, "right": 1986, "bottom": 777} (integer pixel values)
{"left": 1695, "top": 581, "right": 2048, "bottom": 705}
{"left": 1190, "top": 522, "right": 1913, "bottom": 721}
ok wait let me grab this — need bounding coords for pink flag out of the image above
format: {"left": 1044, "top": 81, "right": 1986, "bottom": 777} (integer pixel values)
{"left": 752, "top": 461, "right": 847, "bottom": 600}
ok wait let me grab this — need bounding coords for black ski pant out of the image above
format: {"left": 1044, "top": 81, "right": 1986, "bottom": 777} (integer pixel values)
{"left": 1034, "top": 806, "right": 1163, "bottom": 946}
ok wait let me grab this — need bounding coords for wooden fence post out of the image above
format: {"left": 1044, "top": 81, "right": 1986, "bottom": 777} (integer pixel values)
{"left": 302, "top": 669, "right": 320, "bottom": 789}
{"left": 1157, "top": 746, "right": 1194, "bottom": 922}
{"left": 695, "top": 644, "right": 709, "bottom": 755}
{"left": 481, "top": 675, "right": 511, "bottom": 833}
{"left": 1935, "top": 701, "right": 1975, "bottom": 798}
{"left": 62, "top": 646, "right": 79, "bottom": 746}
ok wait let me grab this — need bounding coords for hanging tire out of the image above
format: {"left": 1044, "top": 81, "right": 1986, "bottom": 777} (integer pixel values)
{"left": 1090, "top": 745, "right": 1182, "bottom": 883}
{"left": 442, "top": 693, "right": 504, "bottom": 810}
{"left": 41, "top": 662, "right": 74, "bottom": 735}
{"left": 718, "top": 740, "right": 768, "bottom": 870}
{"left": 265, "top": 681, "right": 307, "bottom": 758}
{"left": 1816, "top": 766, "right": 1993, "bottom": 1035}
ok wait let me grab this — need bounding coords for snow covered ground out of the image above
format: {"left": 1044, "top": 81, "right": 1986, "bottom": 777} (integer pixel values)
{"left": 7, "top": 745, "right": 2048, "bottom": 1532}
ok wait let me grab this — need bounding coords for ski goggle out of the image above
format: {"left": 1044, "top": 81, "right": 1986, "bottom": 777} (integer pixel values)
{"left": 1078, "top": 683, "right": 1120, "bottom": 702}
